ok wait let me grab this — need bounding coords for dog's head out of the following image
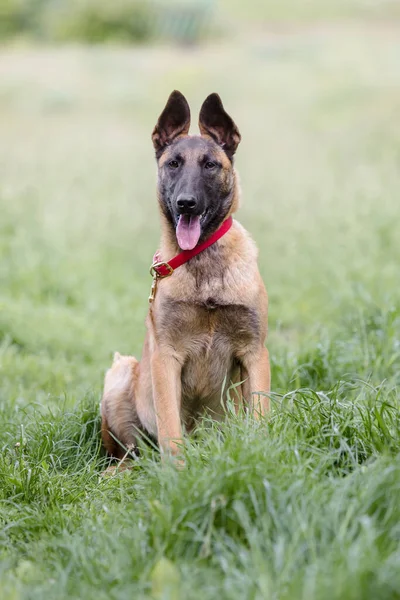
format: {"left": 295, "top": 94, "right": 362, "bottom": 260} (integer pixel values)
{"left": 152, "top": 90, "right": 241, "bottom": 250}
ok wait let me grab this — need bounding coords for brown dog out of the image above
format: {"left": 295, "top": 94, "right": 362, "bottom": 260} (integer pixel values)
{"left": 101, "top": 91, "right": 270, "bottom": 462}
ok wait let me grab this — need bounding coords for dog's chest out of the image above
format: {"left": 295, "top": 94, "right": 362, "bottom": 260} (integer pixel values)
{"left": 158, "top": 297, "right": 260, "bottom": 359}
{"left": 156, "top": 297, "right": 259, "bottom": 405}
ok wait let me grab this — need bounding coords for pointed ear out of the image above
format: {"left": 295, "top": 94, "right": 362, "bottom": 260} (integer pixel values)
{"left": 152, "top": 90, "right": 191, "bottom": 156}
{"left": 198, "top": 93, "right": 241, "bottom": 159}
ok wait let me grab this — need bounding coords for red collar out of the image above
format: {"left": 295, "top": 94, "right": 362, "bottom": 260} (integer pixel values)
{"left": 150, "top": 216, "right": 233, "bottom": 279}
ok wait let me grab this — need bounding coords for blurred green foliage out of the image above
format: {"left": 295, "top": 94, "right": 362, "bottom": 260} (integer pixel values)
{"left": 220, "top": 0, "right": 400, "bottom": 21}
{"left": 44, "top": 0, "right": 152, "bottom": 43}
{"left": 1, "top": 0, "right": 398, "bottom": 44}
{"left": 0, "top": 0, "right": 42, "bottom": 39}
{"left": 0, "top": 0, "right": 214, "bottom": 44}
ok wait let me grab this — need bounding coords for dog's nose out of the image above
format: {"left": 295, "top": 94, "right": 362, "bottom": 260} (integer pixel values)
{"left": 176, "top": 194, "right": 197, "bottom": 213}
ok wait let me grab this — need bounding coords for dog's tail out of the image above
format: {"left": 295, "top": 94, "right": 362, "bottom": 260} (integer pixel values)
{"left": 101, "top": 353, "right": 140, "bottom": 459}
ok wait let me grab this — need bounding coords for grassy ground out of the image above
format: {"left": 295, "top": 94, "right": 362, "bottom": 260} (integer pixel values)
{"left": 1, "top": 19, "right": 400, "bottom": 600}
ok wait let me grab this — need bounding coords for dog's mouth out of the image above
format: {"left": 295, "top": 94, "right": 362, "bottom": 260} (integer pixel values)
{"left": 175, "top": 210, "right": 209, "bottom": 251}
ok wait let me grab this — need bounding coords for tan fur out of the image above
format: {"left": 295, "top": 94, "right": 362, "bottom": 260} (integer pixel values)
{"left": 101, "top": 215, "right": 270, "bottom": 460}
{"left": 101, "top": 353, "right": 141, "bottom": 459}
{"left": 101, "top": 96, "right": 270, "bottom": 464}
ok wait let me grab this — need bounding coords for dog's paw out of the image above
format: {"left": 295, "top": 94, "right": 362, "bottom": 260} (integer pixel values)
{"left": 174, "top": 458, "right": 186, "bottom": 470}
{"left": 161, "top": 454, "right": 186, "bottom": 470}
{"left": 101, "top": 462, "right": 133, "bottom": 477}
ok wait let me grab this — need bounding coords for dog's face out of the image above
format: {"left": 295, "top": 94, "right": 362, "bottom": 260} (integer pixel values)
{"left": 152, "top": 91, "right": 241, "bottom": 250}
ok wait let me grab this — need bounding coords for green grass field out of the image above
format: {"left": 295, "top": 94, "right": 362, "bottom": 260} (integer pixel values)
{"left": 1, "top": 16, "right": 400, "bottom": 600}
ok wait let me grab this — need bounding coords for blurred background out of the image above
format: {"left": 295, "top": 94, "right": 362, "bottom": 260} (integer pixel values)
{"left": 1, "top": 1, "right": 400, "bottom": 404}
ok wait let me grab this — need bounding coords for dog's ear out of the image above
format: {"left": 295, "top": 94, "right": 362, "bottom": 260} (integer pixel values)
{"left": 199, "top": 93, "right": 241, "bottom": 159}
{"left": 152, "top": 90, "right": 191, "bottom": 156}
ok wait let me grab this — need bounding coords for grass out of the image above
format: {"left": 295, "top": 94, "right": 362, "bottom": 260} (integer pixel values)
{"left": 1, "top": 15, "right": 400, "bottom": 600}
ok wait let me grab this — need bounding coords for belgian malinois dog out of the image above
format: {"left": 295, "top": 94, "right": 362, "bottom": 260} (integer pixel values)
{"left": 101, "top": 91, "right": 270, "bottom": 463}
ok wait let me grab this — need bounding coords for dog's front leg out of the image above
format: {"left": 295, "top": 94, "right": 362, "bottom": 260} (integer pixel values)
{"left": 151, "top": 350, "right": 183, "bottom": 458}
{"left": 241, "top": 347, "right": 270, "bottom": 417}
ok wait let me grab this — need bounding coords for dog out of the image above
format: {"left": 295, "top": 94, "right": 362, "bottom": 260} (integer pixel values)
{"left": 101, "top": 90, "right": 270, "bottom": 463}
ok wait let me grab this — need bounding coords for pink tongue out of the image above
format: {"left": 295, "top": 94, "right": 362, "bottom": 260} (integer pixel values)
{"left": 176, "top": 215, "right": 201, "bottom": 250}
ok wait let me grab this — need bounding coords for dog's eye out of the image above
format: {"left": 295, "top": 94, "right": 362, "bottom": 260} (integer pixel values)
{"left": 205, "top": 161, "right": 216, "bottom": 170}
{"left": 168, "top": 160, "right": 179, "bottom": 169}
